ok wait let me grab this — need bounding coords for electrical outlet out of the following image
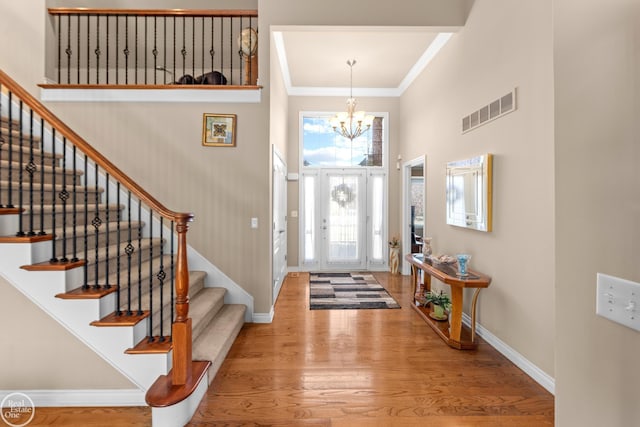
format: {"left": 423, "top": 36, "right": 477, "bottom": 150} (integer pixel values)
{"left": 596, "top": 273, "right": 640, "bottom": 331}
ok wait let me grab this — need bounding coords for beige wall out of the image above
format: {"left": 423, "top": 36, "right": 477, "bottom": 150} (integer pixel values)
{"left": 0, "top": 0, "right": 46, "bottom": 94}
{"left": 0, "top": 276, "right": 134, "bottom": 389}
{"left": 555, "top": 0, "right": 640, "bottom": 425}
{"left": 398, "top": 0, "right": 555, "bottom": 376}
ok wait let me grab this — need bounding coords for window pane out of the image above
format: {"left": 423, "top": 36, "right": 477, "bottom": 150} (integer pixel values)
{"left": 303, "top": 175, "right": 316, "bottom": 262}
{"left": 302, "top": 116, "right": 383, "bottom": 167}
{"left": 370, "top": 174, "right": 384, "bottom": 261}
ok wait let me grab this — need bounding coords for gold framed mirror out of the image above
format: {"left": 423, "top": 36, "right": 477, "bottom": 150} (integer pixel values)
{"left": 445, "top": 154, "right": 493, "bottom": 232}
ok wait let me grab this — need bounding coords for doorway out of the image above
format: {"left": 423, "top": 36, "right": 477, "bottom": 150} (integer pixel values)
{"left": 300, "top": 168, "right": 387, "bottom": 271}
{"left": 402, "top": 156, "right": 426, "bottom": 275}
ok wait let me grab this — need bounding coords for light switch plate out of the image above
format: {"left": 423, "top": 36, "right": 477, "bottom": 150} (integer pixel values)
{"left": 251, "top": 217, "right": 258, "bottom": 229}
{"left": 596, "top": 273, "right": 640, "bottom": 331}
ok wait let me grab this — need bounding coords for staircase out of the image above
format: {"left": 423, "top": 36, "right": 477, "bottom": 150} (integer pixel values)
{"left": 0, "top": 69, "right": 246, "bottom": 426}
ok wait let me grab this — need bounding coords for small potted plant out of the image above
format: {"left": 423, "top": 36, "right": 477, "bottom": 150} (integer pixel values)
{"left": 424, "top": 290, "right": 451, "bottom": 321}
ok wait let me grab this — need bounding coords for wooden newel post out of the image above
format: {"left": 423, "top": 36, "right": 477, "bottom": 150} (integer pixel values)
{"left": 172, "top": 214, "right": 194, "bottom": 386}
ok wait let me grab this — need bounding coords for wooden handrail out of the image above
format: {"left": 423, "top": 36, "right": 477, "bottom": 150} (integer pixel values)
{"left": 48, "top": 8, "right": 258, "bottom": 18}
{"left": 0, "top": 67, "right": 194, "bottom": 388}
{"left": 38, "top": 84, "right": 262, "bottom": 91}
{"left": 0, "top": 69, "right": 193, "bottom": 225}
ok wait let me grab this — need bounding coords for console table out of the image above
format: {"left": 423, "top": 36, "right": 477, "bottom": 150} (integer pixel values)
{"left": 405, "top": 253, "right": 491, "bottom": 350}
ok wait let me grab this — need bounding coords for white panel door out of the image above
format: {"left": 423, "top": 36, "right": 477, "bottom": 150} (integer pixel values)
{"left": 272, "top": 149, "right": 287, "bottom": 301}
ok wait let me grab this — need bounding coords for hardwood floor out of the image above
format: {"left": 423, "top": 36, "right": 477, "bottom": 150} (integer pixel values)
{"left": 29, "top": 272, "right": 554, "bottom": 426}
{"left": 189, "top": 272, "right": 554, "bottom": 426}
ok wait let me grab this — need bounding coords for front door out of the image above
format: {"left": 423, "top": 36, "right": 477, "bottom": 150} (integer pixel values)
{"left": 320, "top": 169, "right": 367, "bottom": 271}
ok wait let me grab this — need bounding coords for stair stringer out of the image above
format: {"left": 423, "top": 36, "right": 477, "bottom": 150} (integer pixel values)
{"left": 0, "top": 240, "right": 172, "bottom": 391}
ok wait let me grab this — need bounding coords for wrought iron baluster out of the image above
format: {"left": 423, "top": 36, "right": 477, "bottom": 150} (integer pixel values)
{"left": 6, "top": 91, "right": 13, "bottom": 208}
{"left": 229, "top": 16, "right": 233, "bottom": 85}
{"left": 116, "top": 182, "right": 122, "bottom": 314}
{"left": 57, "top": 15, "right": 61, "bottom": 83}
{"left": 148, "top": 209, "right": 154, "bottom": 342}
{"left": 173, "top": 17, "right": 176, "bottom": 80}
{"left": 152, "top": 16, "right": 157, "bottom": 85}
{"left": 38, "top": 118, "right": 45, "bottom": 235}
{"left": 86, "top": 14, "right": 90, "bottom": 84}
{"left": 82, "top": 154, "right": 88, "bottom": 288}
{"left": 92, "top": 164, "right": 101, "bottom": 288}
{"left": 158, "top": 217, "right": 166, "bottom": 340}
{"left": 16, "top": 100, "right": 25, "bottom": 236}
{"left": 26, "top": 109, "right": 36, "bottom": 236}
{"left": 137, "top": 200, "right": 142, "bottom": 315}
{"left": 144, "top": 16, "right": 148, "bottom": 84}
{"left": 50, "top": 128, "right": 58, "bottom": 262}
{"left": 115, "top": 15, "right": 119, "bottom": 84}
{"left": 134, "top": 15, "right": 138, "bottom": 84}
{"left": 192, "top": 16, "right": 195, "bottom": 77}
{"left": 163, "top": 16, "right": 167, "bottom": 84}
{"left": 106, "top": 15, "right": 110, "bottom": 84}
{"left": 65, "top": 15, "right": 72, "bottom": 84}
{"left": 95, "top": 14, "right": 101, "bottom": 84}
{"left": 76, "top": 15, "right": 80, "bottom": 84}
{"left": 220, "top": 18, "right": 224, "bottom": 84}
{"left": 201, "top": 17, "right": 204, "bottom": 78}
{"left": 71, "top": 145, "right": 78, "bottom": 261}
{"left": 210, "top": 17, "right": 214, "bottom": 74}
{"left": 104, "top": 173, "right": 110, "bottom": 289}
{"left": 124, "top": 15, "right": 130, "bottom": 84}
{"left": 58, "top": 137, "right": 69, "bottom": 261}
{"left": 126, "top": 191, "right": 133, "bottom": 314}
{"left": 181, "top": 16, "right": 186, "bottom": 79}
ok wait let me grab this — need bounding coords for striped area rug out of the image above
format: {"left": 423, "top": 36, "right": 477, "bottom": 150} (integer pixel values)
{"left": 309, "top": 272, "right": 401, "bottom": 310}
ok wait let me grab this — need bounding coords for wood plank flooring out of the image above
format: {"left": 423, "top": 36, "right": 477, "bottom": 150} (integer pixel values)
{"left": 189, "top": 272, "right": 553, "bottom": 426}
{"left": 28, "top": 272, "right": 554, "bottom": 426}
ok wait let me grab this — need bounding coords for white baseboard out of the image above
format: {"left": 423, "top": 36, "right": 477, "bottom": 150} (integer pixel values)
{"left": 0, "top": 389, "right": 146, "bottom": 407}
{"left": 462, "top": 313, "right": 555, "bottom": 394}
{"left": 252, "top": 306, "right": 274, "bottom": 323}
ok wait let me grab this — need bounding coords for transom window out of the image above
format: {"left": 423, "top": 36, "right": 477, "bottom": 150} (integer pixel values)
{"left": 302, "top": 115, "right": 384, "bottom": 168}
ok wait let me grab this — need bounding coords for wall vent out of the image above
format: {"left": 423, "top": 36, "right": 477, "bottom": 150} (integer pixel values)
{"left": 462, "top": 88, "right": 517, "bottom": 134}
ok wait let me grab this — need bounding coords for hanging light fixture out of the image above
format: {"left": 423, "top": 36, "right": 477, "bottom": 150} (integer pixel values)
{"left": 330, "top": 59, "right": 375, "bottom": 141}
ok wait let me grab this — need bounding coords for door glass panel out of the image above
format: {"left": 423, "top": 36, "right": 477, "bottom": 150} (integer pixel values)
{"left": 370, "top": 174, "right": 384, "bottom": 262}
{"left": 303, "top": 175, "right": 316, "bottom": 262}
{"left": 326, "top": 174, "right": 360, "bottom": 262}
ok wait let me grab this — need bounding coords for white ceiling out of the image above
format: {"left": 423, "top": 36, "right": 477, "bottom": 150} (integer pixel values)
{"left": 273, "top": 27, "right": 453, "bottom": 97}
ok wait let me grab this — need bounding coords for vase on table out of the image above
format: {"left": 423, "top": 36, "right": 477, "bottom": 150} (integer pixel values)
{"left": 456, "top": 254, "right": 472, "bottom": 277}
{"left": 422, "top": 237, "right": 433, "bottom": 257}
{"left": 389, "top": 246, "right": 400, "bottom": 274}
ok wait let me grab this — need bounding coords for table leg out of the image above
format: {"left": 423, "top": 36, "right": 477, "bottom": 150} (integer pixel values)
{"left": 449, "top": 286, "right": 464, "bottom": 342}
{"left": 471, "top": 288, "right": 482, "bottom": 342}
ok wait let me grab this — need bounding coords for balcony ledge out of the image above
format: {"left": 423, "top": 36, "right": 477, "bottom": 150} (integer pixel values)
{"left": 39, "top": 84, "right": 262, "bottom": 103}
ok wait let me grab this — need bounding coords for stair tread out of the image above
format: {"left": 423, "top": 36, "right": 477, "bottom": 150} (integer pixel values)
{"left": 182, "top": 287, "right": 226, "bottom": 341}
{"left": 0, "top": 179, "right": 101, "bottom": 192}
{"left": 193, "top": 304, "right": 246, "bottom": 384}
{"left": 0, "top": 158, "right": 83, "bottom": 176}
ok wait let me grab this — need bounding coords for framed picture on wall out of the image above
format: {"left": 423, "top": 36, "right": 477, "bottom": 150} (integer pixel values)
{"left": 202, "top": 113, "right": 237, "bottom": 147}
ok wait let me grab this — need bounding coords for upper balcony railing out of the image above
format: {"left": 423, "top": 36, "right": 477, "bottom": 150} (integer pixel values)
{"left": 47, "top": 8, "right": 259, "bottom": 88}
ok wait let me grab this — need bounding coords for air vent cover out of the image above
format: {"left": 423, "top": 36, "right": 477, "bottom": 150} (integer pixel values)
{"left": 462, "top": 89, "right": 517, "bottom": 133}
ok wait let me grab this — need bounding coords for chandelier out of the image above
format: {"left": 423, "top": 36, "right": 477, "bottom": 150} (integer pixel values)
{"left": 329, "top": 60, "right": 374, "bottom": 141}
